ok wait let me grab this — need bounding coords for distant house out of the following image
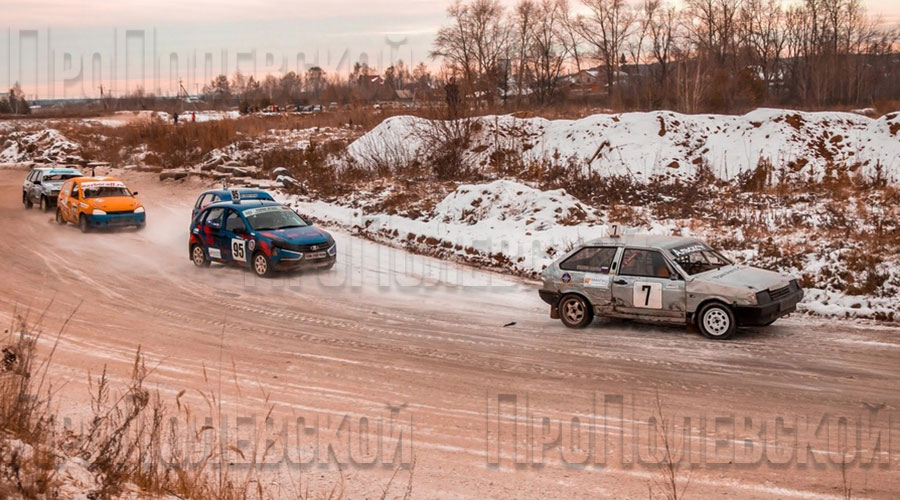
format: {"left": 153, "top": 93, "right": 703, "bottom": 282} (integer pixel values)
{"left": 395, "top": 89, "right": 414, "bottom": 102}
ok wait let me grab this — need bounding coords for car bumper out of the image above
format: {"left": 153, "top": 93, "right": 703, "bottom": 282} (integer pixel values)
{"left": 538, "top": 289, "right": 561, "bottom": 305}
{"left": 87, "top": 212, "right": 146, "bottom": 228}
{"left": 272, "top": 253, "right": 336, "bottom": 271}
{"left": 735, "top": 287, "right": 804, "bottom": 326}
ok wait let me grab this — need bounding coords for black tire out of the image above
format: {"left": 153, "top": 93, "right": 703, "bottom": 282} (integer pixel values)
{"left": 190, "top": 244, "right": 210, "bottom": 267}
{"left": 39, "top": 196, "right": 50, "bottom": 212}
{"left": 55, "top": 209, "right": 66, "bottom": 225}
{"left": 251, "top": 252, "right": 273, "bottom": 278}
{"left": 697, "top": 302, "right": 737, "bottom": 340}
{"left": 78, "top": 215, "right": 91, "bottom": 233}
{"left": 23, "top": 192, "right": 33, "bottom": 209}
{"left": 559, "top": 294, "right": 593, "bottom": 329}
{"left": 761, "top": 319, "right": 777, "bottom": 326}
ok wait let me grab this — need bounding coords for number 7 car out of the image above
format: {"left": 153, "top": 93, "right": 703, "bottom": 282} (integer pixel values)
{"left": 189, "top": 200, "right": 336, "bottom": 276}
{"left": 538, "top": 233, "right": 803, "bottom": 339}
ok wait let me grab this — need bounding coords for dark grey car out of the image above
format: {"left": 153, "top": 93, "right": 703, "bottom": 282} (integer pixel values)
{"left": 538, "top": 234, "right": 804, "bottom": 339}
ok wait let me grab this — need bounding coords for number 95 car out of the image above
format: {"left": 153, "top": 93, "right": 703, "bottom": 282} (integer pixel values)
{"left": 189, "top": 199, "right": 336, "bottom": 277}
{"left": 538, "top": 233, "right": 803, "bottom": 339}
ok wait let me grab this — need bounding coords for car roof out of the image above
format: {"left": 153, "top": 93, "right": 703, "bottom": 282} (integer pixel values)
{"left": 203, "top": 188, "right": 272, "bottom": 197}
{"left": 583, "top": 234, "right": 702, "bottom": 250}
{"left": 204, "top": 199, "right": 282, "bottom": 212}
{"left": 33, "top": 167, "right": 82, "bottom": 173}
{"left": 70, "top": 176, "right": 123, "bottom": 184}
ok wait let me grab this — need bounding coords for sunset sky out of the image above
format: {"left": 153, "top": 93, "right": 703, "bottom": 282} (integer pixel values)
{"left": 2, "top": 0, "right": 899, "bottom": 99}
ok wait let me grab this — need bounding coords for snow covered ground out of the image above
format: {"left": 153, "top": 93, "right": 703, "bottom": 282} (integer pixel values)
{"left": 350, "top": 109, "right": 900, "bottom": 183}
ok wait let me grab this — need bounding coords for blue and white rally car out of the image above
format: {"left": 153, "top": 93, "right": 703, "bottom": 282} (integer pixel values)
{"left": 189, "top": 197, "right": 336, "bottom": 276}
{"left": 191, "top": 188, "right": 275, "bottom": 221}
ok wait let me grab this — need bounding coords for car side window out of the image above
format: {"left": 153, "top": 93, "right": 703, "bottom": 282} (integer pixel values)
{"left": 204, "top": 208, "right": 225, "bottom": 228}
{"left": 70, "top": 184, "right": 80, "bottom": 199}
{"left": 619, "top": 249, "right": 672, "bottom": 279}
{"left": 560, "top": 247, "right": 618, "bottom": 274}
{"left": 195, "top": 194, "right": 206, "bottom": 209}
{"left": 225, "top": 210, "right": 247, "bottom": 233}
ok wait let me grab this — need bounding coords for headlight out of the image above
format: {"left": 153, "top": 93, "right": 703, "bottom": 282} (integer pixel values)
{"left": 327, "top": 243, "right": 337, "bottom": 256}
{"left": 93, "top": 209, "right": 107, "bottom": 215}
{"left": 134, "top": 206, "right": 145, "bottom": 213}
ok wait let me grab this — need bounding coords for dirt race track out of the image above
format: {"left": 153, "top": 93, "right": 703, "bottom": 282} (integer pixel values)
{"left": 2, "top": 167, "right": 900, "bottom": 499}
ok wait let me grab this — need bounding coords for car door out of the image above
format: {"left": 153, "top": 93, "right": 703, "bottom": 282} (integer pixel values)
{"left": 222, "top": 209, "right": 250, "bottom": 265}
{"left": 558, "top": 246, "right": 620, "bottom": 313}
{"left": 64, "top": 182, "right": 82, "bottom": 222}
{"left": 202, "top": 207, "right": 227, "bottom": 261}
{"left": 24, "top": 171, "right": 37, "bottom": 202}
{"left": 610, "top": 247, "right": 686, "bottom": 320}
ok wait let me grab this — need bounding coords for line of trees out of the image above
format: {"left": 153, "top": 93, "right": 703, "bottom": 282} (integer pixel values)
{"left": 0, "top": 83, "right": 31, "bottom": 115}
{"left": 198, "top": 62, "right": 439, "bottom": 110}
{"left": 431, "top": 0, "right": 900, "bottom": 112}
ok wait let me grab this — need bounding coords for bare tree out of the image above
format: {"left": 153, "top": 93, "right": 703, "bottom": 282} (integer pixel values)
{"left": 577, "top": 0, "right": 638, "bottom": 100}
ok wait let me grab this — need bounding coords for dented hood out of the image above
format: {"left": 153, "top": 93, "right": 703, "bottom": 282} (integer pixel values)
{"left": 690, "top": 265, "right": 789, "bottom": 292}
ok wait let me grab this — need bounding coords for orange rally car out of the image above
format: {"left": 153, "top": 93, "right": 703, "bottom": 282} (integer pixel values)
{"left": 55, "top": 177, "right": 146, "bottom": 232}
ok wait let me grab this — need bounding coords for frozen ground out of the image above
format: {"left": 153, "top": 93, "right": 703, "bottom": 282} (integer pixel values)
{"left": 1, "top": 167, "right": 899, "bottom": 499}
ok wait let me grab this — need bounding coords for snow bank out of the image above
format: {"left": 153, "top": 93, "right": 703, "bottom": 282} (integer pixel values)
{"left": 0, "top": 128, "right": 82, "bottom": 163}
{"left": 292, "top": 180, "right": 608, "bottom": 274}
{"left": 349, "top": 109, "right": 900, "bottom": 183}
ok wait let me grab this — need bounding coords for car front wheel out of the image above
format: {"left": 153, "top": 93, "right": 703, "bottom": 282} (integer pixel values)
{"left": 40, "top": 196, "right": 50, "bottom": 212}
{"left": 78, "top": 215, "right": 90, "bottom": 233}
{"left": 559, "top": 294, "right": 593, "bottom": 329}
{"left": 23, "top": 192, "right": 33, "bottom": 209}
{"left": 697, "top": 303, "right": 737, "bottom": 340}
{"left": 252, "top": 252, "right": 273, "bottom": 278}
{"left": 55, "top": 209, "right": 66, "bottom": 225}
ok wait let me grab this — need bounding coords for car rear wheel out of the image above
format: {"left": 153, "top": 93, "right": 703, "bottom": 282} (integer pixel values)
{"left": 252, "top": 252, "right": 273, "bottom": 278}
{"left": 191, "top": 244, "right": 210, "bottom": 267}
{"left": 55, "top": 209, "right": 66, "bottom": 225}
{"left": 698, "top": 303, "right": 736, "bottom": 340}
{"left": 39, "top": 196, "right": 50, "bottom": 212}
{"left": 559, "top": 294, "right": 593, "bottom": 329}
{"left": 23, "top": 192, "right": 33, "bottom": 209}
{"left": 78, "top": 215, "right": 90, "bottom": 233}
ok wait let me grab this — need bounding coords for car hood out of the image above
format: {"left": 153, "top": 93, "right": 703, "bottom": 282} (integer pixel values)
{"left": 259, "top": 226, "right": 330, "bottom": 245}
{"left": 41, "top": 180, "right": 66, "bottom": 191}
{"left": 691, "top": 265, "right": 790, "bottom": 292}
{"left": 90, "top": 196, "right": 142, "bottom": 211}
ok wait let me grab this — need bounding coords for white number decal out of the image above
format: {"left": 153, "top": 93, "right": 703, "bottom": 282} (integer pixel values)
{"left": 231, "top": 238, "right": 247, "bottom": 262}
{"left": 632, "top": 281, "right": 663, "bottom": 309}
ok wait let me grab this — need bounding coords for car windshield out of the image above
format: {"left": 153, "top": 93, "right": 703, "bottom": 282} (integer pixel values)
{"left": 244, "top": 206, "right": 308, "bottom": 230}
{"left": 43, "top": 173, "right": 80, "bottom": 182}
{"left": 83, "top": 186, "right": 131, "bottom": 198}
{"left": 669, "top": 242, "right": 732, "bottom": 276}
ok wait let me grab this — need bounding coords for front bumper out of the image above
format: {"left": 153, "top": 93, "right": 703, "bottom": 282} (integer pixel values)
{"left": 735, "top": 284, "right": 804, "bottom": 326}
{"left": 86, "top": 212, "right": 146, "bottom": 228}
{"left": 272, "top": 253, "right": 336, "bottom": 271}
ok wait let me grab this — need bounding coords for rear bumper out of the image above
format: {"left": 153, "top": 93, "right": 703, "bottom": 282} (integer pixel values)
{"left": 538, "top": 289, "right": 561, "bottom": 306}
{"left": 735, "top": 287, "right": 804, "bottom": 326}
{"left": 87, "top": 212, "right": 146, "bottom": 228}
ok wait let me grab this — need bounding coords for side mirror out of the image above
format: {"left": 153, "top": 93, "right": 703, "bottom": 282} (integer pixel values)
{"left": 131, "top": 191, "right": 139, "bottom": 196}
{"left": 33, "top": 179, "right": 41, "bottom": 185}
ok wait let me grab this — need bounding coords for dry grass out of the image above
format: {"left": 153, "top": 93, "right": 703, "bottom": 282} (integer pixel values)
{"left": 0, "top": 307, "right": 414, "bottom": 500}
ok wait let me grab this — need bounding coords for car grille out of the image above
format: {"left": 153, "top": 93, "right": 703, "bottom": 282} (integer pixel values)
{"left": 276, "top": 241, "right": 330, "bottom": 253}
{"left": 105, "top": 210, "right": 135, "bottom": 215}
{"left": 769, "top": 285, "right": 792, "bottom": 301}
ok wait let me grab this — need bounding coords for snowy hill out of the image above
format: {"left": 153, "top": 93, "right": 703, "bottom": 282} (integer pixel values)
{"left": 349, "top": 109, "right": 900, "bottom": 183}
